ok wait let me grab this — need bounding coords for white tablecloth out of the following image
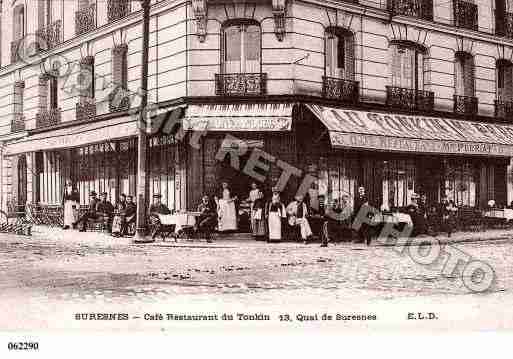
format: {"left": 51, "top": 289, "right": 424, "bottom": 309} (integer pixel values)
{"left": 483, "top": 209, "right": 513, "bottom": 221}
{"left": 158, "top": 213, "right": 197, "bottom": 233}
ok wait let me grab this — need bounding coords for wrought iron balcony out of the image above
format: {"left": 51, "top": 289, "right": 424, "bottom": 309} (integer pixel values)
{"left": 215, "top": 73, "right": 267, "bottom": 96}
{"left": 495, "top": 100, "right": 513, "bottom": 120}
{"left": 75, "top": 4, "right": 96, "bottom": 36}
{"left": 35, "top": 20, "right": 62, "bottom": 51}
{"left": 322, "top": 77, "right": 359, "bottom": 103}
{"left": 107, "top": 0, "right": 131, "bottom": 23}
{"left": 10, "top": 39, "right": 23, "bottom": 64}
{"left": 496, "top": 11, "right": 513, "bottom": 39}
{"left": 36, "top": 108, "right": 62, "bottom": 128}
{"left": 453, "top": 0, "right": 478, "bottom": 31}
{"left": 108, "top": 88, "right": 131, "bottom": 112}
{"left": 11, "top": 114, "right": 25, "bottom": 133}
{"left": 76, "top": 98, "right": 97, "bottom": 122}
{"left": 454, "top": 95, "right": 478, "bottom": 116}
{"left": 386, "top": 86, "right": 434, "bottom": 112}
{"left": 387, "top": 0, "right": 433, "bottom": 21}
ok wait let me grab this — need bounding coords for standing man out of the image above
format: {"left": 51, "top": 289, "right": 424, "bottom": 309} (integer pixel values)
{"left": 149, "top": 194, "right": 171, "bottom": 239}
{"left": 74, "top": 191, "right": 99, "bottom": 232}
{"left": 353, "top": 186, "right": 372, "bottom": 245}
{"left": 123, "top": 195, "right": 137, "bottom": 235}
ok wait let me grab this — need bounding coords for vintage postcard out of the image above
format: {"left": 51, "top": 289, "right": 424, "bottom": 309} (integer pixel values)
{"left": 1, "top": 0, "right": 512, "bottom": 353}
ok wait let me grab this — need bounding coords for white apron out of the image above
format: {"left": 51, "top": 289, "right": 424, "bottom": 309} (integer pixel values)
{"left": 63, "top": 200, "right": 78, "bottom": 226}
{"left": 218, "top": 189, "right": 237, "bottom": 231}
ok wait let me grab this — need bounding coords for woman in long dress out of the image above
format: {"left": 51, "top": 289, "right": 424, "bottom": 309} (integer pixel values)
{"left": 215, "top": 182, "right": 238, "bottom": 232}
{"left": 62, "top": 179, "right": 80, "bottom": 230}
{"left": 251, "top": 190, "right": 266, "bottom": 240}
{"left": 247, "top": 182, "right": 260, "bottom": 231}
{"left": 267, "top": 188, "right": 286, "bottom": 242}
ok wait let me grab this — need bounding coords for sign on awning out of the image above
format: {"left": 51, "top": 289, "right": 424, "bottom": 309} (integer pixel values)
{"left": 307, "top": 104, "right": 513, "bottom": 157}
{"left": 5, "top": 117, "right": 138, "bottom": 155}
{"left": 183, "top": 103, "right": 293, "bottom": 131}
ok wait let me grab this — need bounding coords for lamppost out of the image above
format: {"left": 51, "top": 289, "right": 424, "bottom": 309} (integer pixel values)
{"left": 134, "top": 0, "right": 152, "bottom": 243}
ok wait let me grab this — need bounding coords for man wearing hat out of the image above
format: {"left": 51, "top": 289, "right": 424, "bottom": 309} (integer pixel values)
{"left": 96, "top": 192, "right": 114, "bottom": 232}
{"left": 123, "top": 195, "right": 137, "bottom": 235}
{"left": 149, "top": 193, "right": 171, "bottom": 239}
{"left": 74, "top": 191, "right": 100, "bottom": 232}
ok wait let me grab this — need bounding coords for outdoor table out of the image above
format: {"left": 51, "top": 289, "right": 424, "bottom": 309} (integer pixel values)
{"left": 158, "top": 212, "right": 200, "bottom": 233}
{"left": 483, "top": 209, "right": 513, "bottom": 222}
{"left": 371, "top": 212, "right": 412, "bottom": 226}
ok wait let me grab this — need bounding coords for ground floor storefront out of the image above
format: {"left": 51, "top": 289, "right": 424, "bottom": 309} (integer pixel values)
{"left": 2, "top": 102, "right": 513, "bottom": 231}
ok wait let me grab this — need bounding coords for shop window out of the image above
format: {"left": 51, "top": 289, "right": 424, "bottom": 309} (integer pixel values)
{"left": 148, "top": 135, "right": 187, "bottom": 211}
{"left": 37, "top": 151, "right": 63, "bottom": 205}
{"left": 382, "top": 159, "right": 416, "bottom": 209}
{"left": 222, "top": 21, "right": 261, "bottom": 74}
{"left": 325, "top": 27, "right": 354, "bottom": 80}
{"left": 444, "top": 161, "right": 476, "bottom": 207}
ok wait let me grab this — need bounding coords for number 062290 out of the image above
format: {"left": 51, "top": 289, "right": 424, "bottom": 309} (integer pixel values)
{"left": 7, "top": 342, "right": 39, "bottom": 350}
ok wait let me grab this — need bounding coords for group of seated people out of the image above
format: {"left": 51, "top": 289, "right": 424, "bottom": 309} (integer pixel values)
{"left": 72, "top": 191, "right": 137, "bottom": 236}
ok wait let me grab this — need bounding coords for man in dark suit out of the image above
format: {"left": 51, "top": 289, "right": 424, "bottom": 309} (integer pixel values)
{"left": 149, "top": 194, "right": 171, "bottom": 239}
{"left": 74, "top": 191, "right": 100, "bottom": 232}
{"left": 123, "top": 195, "right": 137, "bottom": 235}
{"left": 353, "top": 186, "right": 372, "bottom": 245}
{"left": 96, "top": 192, "right": 114, "bottom": 232}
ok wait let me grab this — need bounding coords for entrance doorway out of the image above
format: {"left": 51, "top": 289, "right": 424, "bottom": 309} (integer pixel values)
{"left": 416, "top": 156, "right": 442, "bottom": 205}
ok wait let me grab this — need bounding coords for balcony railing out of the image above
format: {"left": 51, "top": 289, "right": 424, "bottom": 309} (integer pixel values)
{"left": 454, "top": 95, "right": 478, "bottom": 116}
{"left": 387, "top": 0, "right": 433, "bottom": 21}
{"left": 75, "top": 4, "right": 96, "bottom": 36}
{"left": 322, "top": 77, "right": 359, "bottom": 103}
{"left": 36, "top": 20, "right": 62, "bottom": 51}
{"left": 10, "top": 39, "right": 23, "bottom": 64}
{"left": 107, "top": 0, "right": 131, "bottom": 23}
{"left": 76, "top": 98, "right": 97, "bottom": 122}
{"left": 453, "top": 0, "right": 478, "bottom": 31}
{"left": 386, "top": 86, "right": 434, "bottom": 112}
{"left": 108, "top": 88, "right": 131, "bottom": 113}
{"left": 495, "top": 100, "right": 513, "bottom": 121}
{"left": 496, "top": 11, "right": 513, "bottom": 39}
{"left": 36, "top": 108, "right": 61, "bottom": 128}
{"left": 11, "top": 114, "right": 25, "bottom": 133}
{"left": 215, "top": 73, "right": 268, "bottom": 96}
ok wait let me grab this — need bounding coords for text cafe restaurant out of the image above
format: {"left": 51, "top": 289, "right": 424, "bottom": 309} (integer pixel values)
{"left": 3, "top": 102, "right": 513, "bottom": 215}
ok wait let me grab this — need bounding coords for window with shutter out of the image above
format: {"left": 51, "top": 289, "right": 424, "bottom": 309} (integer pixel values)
{"left": 389, "top": 43, "right": 425, "bottom": 90}
{"left": 455, "top": 52, "right": 475, "bottom": 96}
{"left": 222, "top": 22, "right": 261, "bottom": 74}
{"left": 325, "top": 28, "right": 354, "bottom": 80}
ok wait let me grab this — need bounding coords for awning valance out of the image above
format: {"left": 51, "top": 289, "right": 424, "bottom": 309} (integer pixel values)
{"left": 307, "top": 104, "right": 513, "bottom": 157}
{"left": 5, "top": 116, "right": 138, "bottom": 156}
{"left": 183, "top": 103, "right": 293, "bottom": 131}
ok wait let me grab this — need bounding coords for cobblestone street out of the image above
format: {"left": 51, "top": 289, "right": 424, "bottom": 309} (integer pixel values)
{"left": 1, "top": 229, "right": 513, "bottom": 331}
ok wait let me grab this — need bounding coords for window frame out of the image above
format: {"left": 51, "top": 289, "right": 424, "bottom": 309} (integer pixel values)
{"left": 220, "top": 19, "right": 262, "bottom": 75}
{"left": 389, "top": 40, "right": 427, "bottom": 91}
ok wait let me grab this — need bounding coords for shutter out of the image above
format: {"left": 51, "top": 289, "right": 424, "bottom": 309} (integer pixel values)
{"left": 417, "top": 51, "right": 424, "bottom": 90}
{"left": 50, "top": 76, "right": 58, "bottom": 109}
{"left": 391, "top": 46, "right": 401, "bottom": 87}
{"left": 344, "top": 34, "right": 355, "bottom": 80}
{"left": 464, "top": 55, "right": 475, "bottom": 96}
{"left": 505, "top": 63, "right": 513, "bottom": 100}
{"left": 403, "top": 48, "right": 413, "bottom": 88}
{"left": 325, "top": 33, "right": 334, "bottom": 77}
{"left": 455, "top": 57, "right": 463, "bottom": 96}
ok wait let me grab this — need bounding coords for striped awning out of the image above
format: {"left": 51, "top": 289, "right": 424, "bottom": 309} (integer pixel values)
{"left": 307, "top": 104, "right": 513, "bottom": 157}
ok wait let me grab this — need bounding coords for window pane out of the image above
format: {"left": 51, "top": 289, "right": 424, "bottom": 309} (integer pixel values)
{"left": 224, "top": 26, "right": 241, "bottom": 62}
{"left": 244, "top": 25, "right": 261, "bottom": 62}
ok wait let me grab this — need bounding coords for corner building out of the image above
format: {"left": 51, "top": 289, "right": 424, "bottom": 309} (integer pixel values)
{"left": 1, "top": 0, "right": 513, "bottom": 223}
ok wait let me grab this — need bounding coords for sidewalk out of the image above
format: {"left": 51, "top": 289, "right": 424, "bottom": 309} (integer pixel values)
{"left": 15, "top": 225, "right": 513, "bottom": 248}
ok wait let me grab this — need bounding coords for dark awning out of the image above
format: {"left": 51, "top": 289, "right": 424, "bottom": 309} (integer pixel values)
{"left": 307, "top": 104, "right": 513, "bottom": 157}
